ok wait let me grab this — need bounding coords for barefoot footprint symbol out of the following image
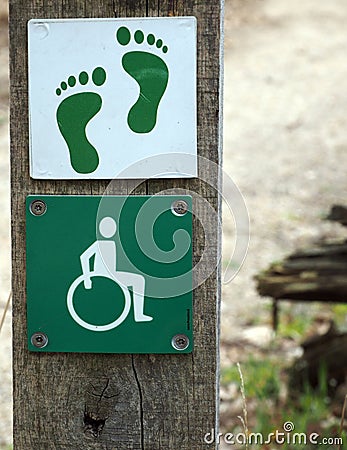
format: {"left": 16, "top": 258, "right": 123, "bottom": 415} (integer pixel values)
{"left": 116, "top": 26, "right": 169, "bottom": 134}
{"left": 55, "top": 28, "right": 169, "bottom": 174}
{"left": 56, "top": 67, "right": 106, "bottom": 174}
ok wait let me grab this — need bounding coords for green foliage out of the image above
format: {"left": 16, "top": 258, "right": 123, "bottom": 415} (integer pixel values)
{"left": 277, "top": 307, "right": 313, "bottom": 340}
{"left": 222, "top": 356, "right": 281, "bottom": 400}
{"left": 223, "top": 358, "right": 341, "bottom": 450}
{"left": 285, "top": 366, "right": 330, "bottom": 429}
{"left": 221, "top": 304, "right": 346, "bottom": 448}
{"left": 253, "top": 364, "right": 336, "bottom": 450}
{"left": 331, "top": 304, "right": 347, "bottom": 329}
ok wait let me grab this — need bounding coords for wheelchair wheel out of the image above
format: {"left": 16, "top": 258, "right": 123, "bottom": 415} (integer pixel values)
{"left": 67, "top": 274, "right": 131, "bottom": 331}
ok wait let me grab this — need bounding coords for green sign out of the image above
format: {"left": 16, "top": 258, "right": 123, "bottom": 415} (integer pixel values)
{"left": 26, "top": 195, "right": 193, "bottom": 353}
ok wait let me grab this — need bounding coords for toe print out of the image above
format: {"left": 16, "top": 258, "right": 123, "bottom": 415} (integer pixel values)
{"left": 56, "top": 67, "right": 106, "bottom": 174}
{"left": 116, "top": 27, "right": 169, "bottom": 134}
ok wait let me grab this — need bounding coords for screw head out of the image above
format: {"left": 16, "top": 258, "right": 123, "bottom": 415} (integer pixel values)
{"left": 171, "top": 200, "right": 188, "bottom": 216}
{"left": 171, "top": 334, "right": 189, "bottom": 351}
{"left": 30, "top": 200, "right": 47, "bottom": 216}
{"left": 31, "top": 332, "right": 48, "bottom": 348}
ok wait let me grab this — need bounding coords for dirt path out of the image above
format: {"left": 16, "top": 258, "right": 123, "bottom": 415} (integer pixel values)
{"left": 222, "top": 0, "right": 347, "bottom": 343}
{"left": 1, "top": 0, "right": 347, "bottom": 446}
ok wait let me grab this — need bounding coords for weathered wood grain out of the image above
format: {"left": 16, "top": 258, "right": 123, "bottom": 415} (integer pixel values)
{"left": 10, "top": 1, "right": 222, "bottom": 448}
{"left": 256, "top": 242, "right": 347, "bottom": 302}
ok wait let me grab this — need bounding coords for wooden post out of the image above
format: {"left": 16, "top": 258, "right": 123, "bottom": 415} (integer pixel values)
{"left": 10, "top": 1, "right": 223, "bottom": 448}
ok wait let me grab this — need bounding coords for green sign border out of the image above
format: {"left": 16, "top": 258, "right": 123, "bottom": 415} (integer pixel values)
{"left": 26, "top": 195, "right": 193, "bottom": 353}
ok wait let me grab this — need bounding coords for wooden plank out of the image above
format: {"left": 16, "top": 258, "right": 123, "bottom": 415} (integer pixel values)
{"left": 327, "top": 205, "right": 347, "bottom": 227}
{"left": 9, "top": 1, "right": 222, "bottom": 449}
{"left": 256, "top": 242, "right": 347, "bottom": 302}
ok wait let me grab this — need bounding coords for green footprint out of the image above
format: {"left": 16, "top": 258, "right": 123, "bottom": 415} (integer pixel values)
{"left": 56, "top": 67, "right": 106, "bottom": 174}
{"left": 116, "top": 27, "right": 169, "bottom": 134}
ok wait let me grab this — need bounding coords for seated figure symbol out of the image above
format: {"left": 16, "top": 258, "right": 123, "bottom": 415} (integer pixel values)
{"left": 67, "top": 216, "right": 153, "bottom": 331}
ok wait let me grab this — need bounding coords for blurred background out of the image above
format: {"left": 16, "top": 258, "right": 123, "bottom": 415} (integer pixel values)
{"left": 0, "top": 0, "right": 11, "bottom": 448}
{"left": 222, "top": 1, "right": 347, "bottom": 447}
{"left": 0, "top": 0, "right": 346, "bottom": 448}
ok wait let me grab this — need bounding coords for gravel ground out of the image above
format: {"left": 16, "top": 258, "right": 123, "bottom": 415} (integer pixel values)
{"left": 220, "top": 2, "right": 347, "bottom": 445}
{"left": 222, "top": 0, "right": 347, "bottom": 340}
{"left": 1, "top": 0, "right": 347, "bottom": 447}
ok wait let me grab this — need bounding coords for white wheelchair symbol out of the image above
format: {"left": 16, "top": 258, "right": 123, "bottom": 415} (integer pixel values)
{"left": 67, "top": 216, "right": 153, "bottom": 332}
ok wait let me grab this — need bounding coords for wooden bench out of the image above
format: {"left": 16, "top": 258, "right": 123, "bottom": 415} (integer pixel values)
{"left": 255, "top": 206, "right": 347, "bottom": 330}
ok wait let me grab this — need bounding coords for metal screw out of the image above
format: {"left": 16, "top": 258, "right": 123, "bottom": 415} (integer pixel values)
{"left": 171, "top": 334, "right": 189, "bottom": 351}
{"left": 171, "top": 200, "right": 188, "bottom": 216}
{"left": 31, "top": 332, "right": 48, "bottom": 348}
{"left": 30, "top": 200, "right": 47, "bottom": 216}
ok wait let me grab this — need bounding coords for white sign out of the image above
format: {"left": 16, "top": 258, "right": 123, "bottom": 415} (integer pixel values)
{"left": 28, "top": 18, "right": 197, "bottom": 179}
